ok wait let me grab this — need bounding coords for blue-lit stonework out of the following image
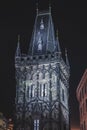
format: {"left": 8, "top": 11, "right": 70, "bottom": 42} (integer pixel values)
{"left": 15, "top": 8, "right": 70, "bottom": 130}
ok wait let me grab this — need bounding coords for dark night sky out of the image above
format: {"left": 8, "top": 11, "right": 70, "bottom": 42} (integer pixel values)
{"left": 0, "top": 0, "right": 87, "bottom": 129}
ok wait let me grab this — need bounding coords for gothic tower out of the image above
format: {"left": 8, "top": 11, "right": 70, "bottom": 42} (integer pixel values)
{"left": 15, "top": 7, "right": 70, "bottom": 130}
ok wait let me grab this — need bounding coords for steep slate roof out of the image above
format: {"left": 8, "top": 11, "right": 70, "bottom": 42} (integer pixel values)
{"left": 29, "top": 10, "right": 58, "bottom": 55}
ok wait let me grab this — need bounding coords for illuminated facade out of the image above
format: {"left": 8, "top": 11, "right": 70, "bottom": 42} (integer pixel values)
{"left": 15, "top": 8, "right": 70, "bottom": 130}
{"left": 76, "top": 69, "right": 87, "bottom": 130}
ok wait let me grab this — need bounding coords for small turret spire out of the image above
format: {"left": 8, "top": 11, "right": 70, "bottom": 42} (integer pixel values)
{"left": 56, "top": 29, "right": 59, "bottom": 40}
{"left": 65, "top": 48, "right": 70, "bottom": 68}
{"left": 15, "top": 35, "right": 21, "bottom": 57}
{"left": 18, "top": 34, "right": 20, "bottom": 43}
{"left": 56, "top": 29, "right": 61, "bottom": 53}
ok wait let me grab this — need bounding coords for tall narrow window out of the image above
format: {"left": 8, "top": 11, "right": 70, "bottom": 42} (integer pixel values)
{"left": 40, "top": 84, "right": 42, "bottom": 97}
{"left": 37, "top": 120, "right": 39, "bottom": 130}
{"left": 34, "top": 119, "right": 39, "bottom": 130}
{"left": 29, "top": 86, "right": 31, "bottom": 98}
{"left": 31, "top": 85, "right": 34, "bottom": 97}
{"left": 31, "top": 85, "right": 32, "bottom": 98}
{"left": 41, "top": 85, "right": 43, "bottom": 97}
{"left": 43, "top": 84, "right": 46, "bottom": 97}
{"left": 27, "top": 87, "right": 29, "bottom": 98}
{"left": 32, "top": 85, "right": 34, "bottom": 97}
{"left": 29, "top": 85, "right": 34, "bottom": 98}
{"left": 34, "top": 120, "right": 36, "bottom": 130}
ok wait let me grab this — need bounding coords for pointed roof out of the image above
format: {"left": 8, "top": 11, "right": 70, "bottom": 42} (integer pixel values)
{"left": 28, "top": 9, "right": 57, "bottom": 55}
{"left": 15, "top": 35, "right": 21, "bottom": 57}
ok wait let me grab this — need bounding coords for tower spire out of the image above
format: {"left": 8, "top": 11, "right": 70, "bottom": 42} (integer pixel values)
{"left": 28, "top": 7, "right": 56, "bottom": 55}
{"left": 56, "top": 29, "right": 61, "bottom": 53}
{"left": 65, "top": 48, "right": 70, "bottom": 68}
{"left": 15, "top": 35, "right": 21, "bottom": 57}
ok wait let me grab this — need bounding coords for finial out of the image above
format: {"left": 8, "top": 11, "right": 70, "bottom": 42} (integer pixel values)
{"left": 49, "top": 1, "right": 51, "bottom": 13}
{"left": 36, "top": 2, "right": 39, "bottom": 15}
{"left": 18, "top": 34, "right": 20, "bottom": 43}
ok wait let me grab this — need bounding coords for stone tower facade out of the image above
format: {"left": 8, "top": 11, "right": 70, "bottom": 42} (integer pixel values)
{"left": 15, "top": 8, "right": 70, "bottom": 130}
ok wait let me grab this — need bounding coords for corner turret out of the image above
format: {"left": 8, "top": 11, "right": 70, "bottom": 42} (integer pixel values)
{"left": 15, "top": 35, "right": 21, "bottom": 57}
